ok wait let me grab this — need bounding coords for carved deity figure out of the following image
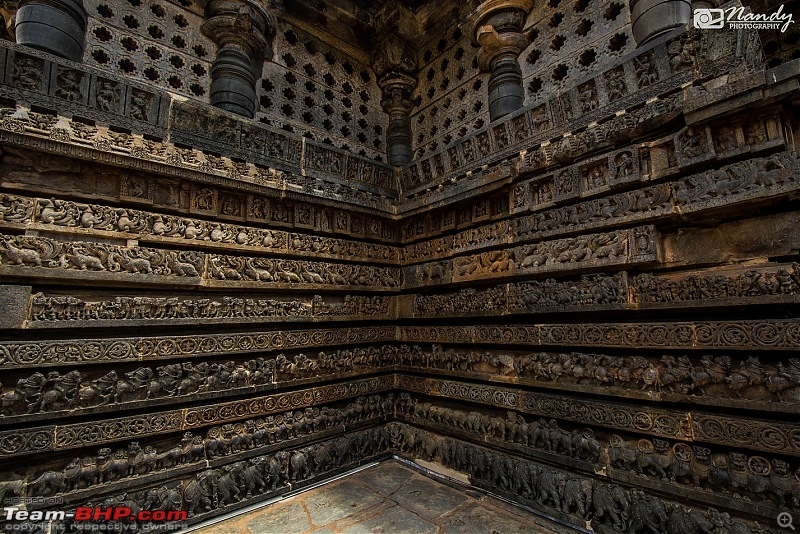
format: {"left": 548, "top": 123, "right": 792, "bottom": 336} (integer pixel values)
{"left": 12, "top": 56, "right": 43, "bottom": 91}
{"left": 54, "top": 70, "right": 82, "bottom": 101}
{"left": 95, "top": 79, "right": 119, "bottom": 113}
{"left": 130, "top": 90, "right": 152, "bottom": 121}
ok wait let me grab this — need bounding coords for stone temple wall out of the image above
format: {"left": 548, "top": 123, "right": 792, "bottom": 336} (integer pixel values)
{"left": 0, "top": 0, "right": 799, "bottom": 533}
{"left": 408, "top": 6, "right": 488, "bottom": 161}
{"left": 256, "top": 22, "right": 388, "bottom": 162}
{"left": 82, "top": 0, "right": 388, "bottom": 161}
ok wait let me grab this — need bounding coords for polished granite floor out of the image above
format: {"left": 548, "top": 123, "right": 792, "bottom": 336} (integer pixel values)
{"left": 193, "top": 460, "right": 570, "bottom": 534}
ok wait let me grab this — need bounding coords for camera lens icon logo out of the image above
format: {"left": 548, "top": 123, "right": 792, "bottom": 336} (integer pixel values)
{"left": 694, "top": 8, "right": 725, "bottom": 29}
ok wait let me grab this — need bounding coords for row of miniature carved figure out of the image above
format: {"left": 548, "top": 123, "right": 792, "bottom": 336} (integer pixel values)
{"left": 403, "top": 152, "right": 795, "bottom": 264}
{"left": 67, "top": 426, "right": 389, "bottom": 521}
{"left": 406, "top": 30, "right": 698, "bottom": 189}
{"left": 404, "top": 347, "right": 800, "bottom": 402}
{"left": 3, "top": 48, "right": 394, "bottom": 190}
{"left": 415, "top": 262, "right": 800, "bottom": 315}
{"left": 387, "top": 424, "right": 766, "bottom": 534}
{"left": 0, "top": 349, "right": 406, "bottom": 416}
{"left": 537, "top": 121, "right": 778, "bottom": 202}
{"left": 421, "top": 74, "right": 774, "bottom": 203}
{"left": 631, "top": 264, "right": 800, "bottom": 302}
{"left": 9, "top": 395, "right": 393, "bottom": 498}
{"left": 0, "top": 234, "right": 399, "bottom": 288}
{"left": 28, "top": 293, "right": 390, "bottom": 322}
{"left": 0, "top": 194, "right": 397, "bottom": 263}
{"left": 396, "top": 396, "right": 800, "bottom": 510}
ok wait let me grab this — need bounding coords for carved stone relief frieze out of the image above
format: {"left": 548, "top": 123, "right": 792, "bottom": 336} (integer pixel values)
{"left": 401, "top": 150, "right": 796, "bottom": 265}
{"left": 406, "top": 225, "right": 658, "bottom": 288}
{"left": 400, "top": 319, "right": 800, "bottom": 351}
{"left": 0, "top": 345, "right": 404, "bottom": 424}
{"left": 63, "top": 425, "right": 390, "bottom": 521}
{"left": 396, "top": 344, "right": 800, "bottom": 413}
{"left": 0, "top": 326, "right": 397, "bottom": 368}
{"left": 397, "top": 375, "right": 800, "bottom": 460}
{"left": 0, "top": 232, "right": 400, "bottom": 290}
{"left": 27, "top": 292, "right": 393, "bottom": 325}
{"left": 396, "top": 394, "right": 800, "bottom": 515}
{"left": 397, "top": 375, "right": 692, "bottom": 440}
{"left": 0, "top": 234, "right": 204, "bottom": 280}
{"left": 0, "top": 375, "right": 393, "bottom": 457}
{"left": 388, "top": 423, "right": 768, "bottom": 532}
{"left": 11, "top": 393, "right": 394, "bottom": 501}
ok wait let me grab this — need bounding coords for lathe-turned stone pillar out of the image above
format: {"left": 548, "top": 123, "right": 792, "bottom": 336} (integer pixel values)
{"left": 630, "top": 0, "right": 691, "bottom": 46}
{"left": 15, "top": 0, "right": 87, "bottom": 61}
{"left": 372, "top": 12, "right": 417, "bottom": 167}
{"left": 471, "top": 0, "right": 533, "bottom": 122}
{"left": 380, "top": 74, "right": 416, "bottom": 167}
{"left": 202, "top": 0, "right": 275, "bottom": 118}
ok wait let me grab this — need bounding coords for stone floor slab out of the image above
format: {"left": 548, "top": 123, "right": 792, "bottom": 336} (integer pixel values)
{"left": 244, "top": 501, "right": 311, "bottom": 534}
{"left": 442, "top": 500, "right": 554, "bottom": 534}
{"left": 338, "top": 504, "right": 437, "bottom": 534}
{"left": 303, "top": 480, "right": 385, "bottom": 525}
{"left": 193, "top": 460, "right": 566, "bottom": 534}
{"left": 387, "top": 475, "right": 470, "bottom": 521}
{"left": 350, "top": 462, "right": 416, "bottom": 495}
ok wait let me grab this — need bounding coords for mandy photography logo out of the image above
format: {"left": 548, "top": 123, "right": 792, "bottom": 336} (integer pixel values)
{"left": 694, "top": 4, "right": 795, "bottom": 32}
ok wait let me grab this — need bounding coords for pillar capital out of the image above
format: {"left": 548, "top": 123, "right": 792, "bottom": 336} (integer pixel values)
{"left": 373, "top": 34, "right": 417, "bottom": 89}
{"left": 201, "top": 0, "right": 275, "bottom": 59}
{"left": 201, "top": 0, "right": 276, "bottom": 118}
{"left": 471, "top": 0, "right": 533, "bottom": 71}
{"left": 379, "top": 72, "right": 416, "bottom": 114}
{"left": 470, "top": 0, "right": 533, "bottom": 121}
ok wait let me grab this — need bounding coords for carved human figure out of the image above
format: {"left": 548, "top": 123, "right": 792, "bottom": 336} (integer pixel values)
{"left": 54, "top": 69, "right": 83, "bottom": 101}
{"left": 11, "top": 56, "right": 43, "bottom": 92}
{"left": 605, "top": 70, "right": 627, "bottom": 101}
{"left": 634, "top": 53, "right": 658, "bottom": 88}
{"left": 129, "top": 90, "right": 152, "bottom": 122}
{"left": 95, "top": 79, "right": 119, "bottom": 113}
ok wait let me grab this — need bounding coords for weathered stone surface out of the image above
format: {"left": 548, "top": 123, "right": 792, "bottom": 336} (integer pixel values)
{"left": 0, "top": 2, "right": 795, "bottom": 532}
{"left": 0, "top": 284, "right": 30, "bottom": 328}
